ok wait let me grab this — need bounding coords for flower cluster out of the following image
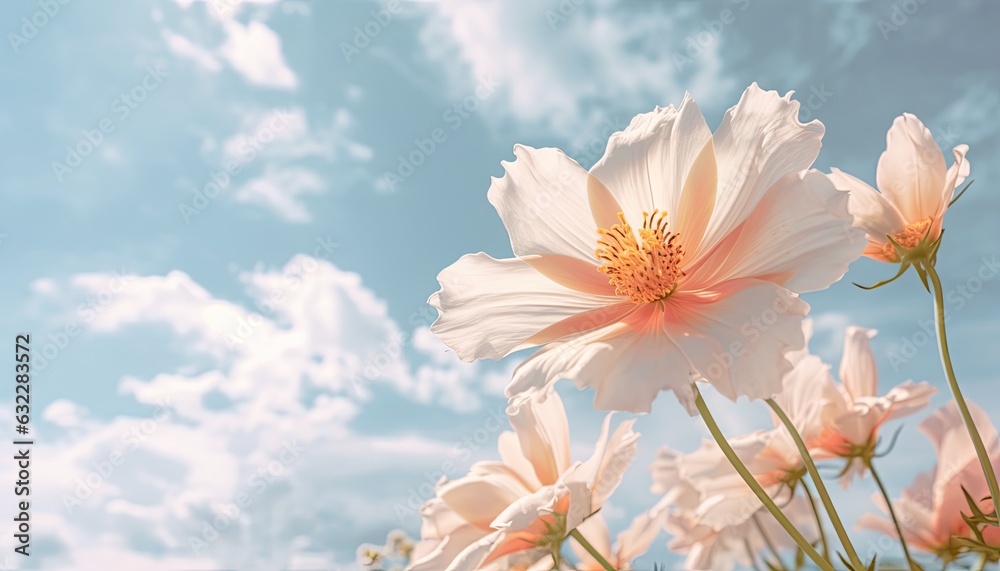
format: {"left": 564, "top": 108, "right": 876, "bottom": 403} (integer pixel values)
{"left": 359, "top": 84, "right": 996, "bottom": 570}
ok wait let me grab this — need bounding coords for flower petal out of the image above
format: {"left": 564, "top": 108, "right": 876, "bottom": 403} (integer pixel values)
{"left": 839, "top": 326, "right": 879, "bottom": 400}
{"left": 572, "top": 415, "right": 639, "bottom": 510}
{"left": 683, "top": 170, "right": 865, "bottom": 293}
{"left": 430, "top": 253, "right": 616, "bottom": 361}
{"left": 665, "top": 280, "right": 810, "bottom": 402}
{"left": 505, "top": 306, "right": 697, "bottom": 413}
{"left": 506, "top": 390, "right": 573, "bottom": 486}
{"left": 488, "top": 145, "right": 599, "bottom": 261}
{"left": 698, "top": 84, "right": 825, "bottom": 255}
{"left": 589, "top": 94, "right": 714, "bottom": 239}
{"left": 876, "top": 113, "right": 946, "bottom": 223}
{"left": 830, "top": 167, "right": 906, "bottom": 245}
{"left": 437, "top": 473, "right": 533, "bottom": 530}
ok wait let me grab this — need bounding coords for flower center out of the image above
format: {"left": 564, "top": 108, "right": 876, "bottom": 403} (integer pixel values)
{"left": 595, "top": 210, "right": 684, "bottom": 304}
{"left": 881, "top": 218, "right": 932, "bottom": 261}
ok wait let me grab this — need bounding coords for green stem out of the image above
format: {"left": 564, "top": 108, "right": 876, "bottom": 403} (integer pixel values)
{"left": 925, "top": 262, "right": 1000, "bottom": 523}
{"left": 766, "top": 398, "right": 864, "bottom": 570}
{"left": 694, "top": 387, "right": 834, "bottom": 571}
{"left": 569, "top": 528, "right": 615, "bottom": 571}
{"left": 866, "top": 457, "right": 917, "bottom": 570}
{"left": 752, "top": 513, "right": 789, "bottom": 571}
{"left": 801, "top": 479, "right": 830, "bottom": 561}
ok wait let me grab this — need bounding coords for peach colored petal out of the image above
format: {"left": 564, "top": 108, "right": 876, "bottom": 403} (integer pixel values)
{"left": 697, "top": 84, "right": 825, "bottom": 256}
{"left": 839, "top": 326, "right": 879, "bottom": 401}
{"left": 429, "top": 253, "right": 616, "bottom": 361}
{"left": 830, "top": 166, "right": 906, "bottom": 245}
{"left": 589, "top": 94, "right": 713, "bottom": 242}
{"left": 521, "top": 254, "right": 617, "bottom": 297}
{"left": 437, "top": 474, "right": 532, "bottom": 531}
{"left": 506, "top": 390, "right": 573, "bottom": 486}
{"left": 683, "top": 169, "right": 864, "bottom": 293}
{"left": 876, "top": 113, "right": 946, "bottom": 223}
{"left": 488, "top": 145, "right": 600, "bottom": 261}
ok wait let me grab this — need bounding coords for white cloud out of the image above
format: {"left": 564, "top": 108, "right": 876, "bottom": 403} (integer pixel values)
{"left": 233, "top": 166, "right": 324, "bottom": 222}
{"left": 165, "top": 0, "right": 296, "bottom": 90}
{"left": 162, "top": 29, "right": 222, "bottom": 72}
{"left": 219, "top": 20, "right": 298, "bottom": 90}
{"left": 416, "top": 0, "right": 729, "bottom": 145}
{"left": 15, "top": 256, "right": 513, "bottom": 569}
{"left": 212, "top": 107, "right": 372, "bottom": 222}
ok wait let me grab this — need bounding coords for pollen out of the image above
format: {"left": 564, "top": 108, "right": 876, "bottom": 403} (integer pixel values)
{"left": 881, "top": 218, "right": 933, "bottom": 261}
{"left": 595, "top": 210, "right": 684, "bottom": 304}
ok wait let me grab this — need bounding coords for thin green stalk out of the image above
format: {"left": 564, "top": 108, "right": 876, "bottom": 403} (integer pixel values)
{"left": 569, "top": 529, "right": 615, "bottom": 571}
{"left": 925, "top": 262, "right": 1000, "bottom": 522}
{"left": 766, "top": 398, "right": 864, "bottom": 570}
{"left": 865, "top": 457, "right": 917, "bottom": 570}
{"left": 752, "top": 513, "right": 789, "bottom": 571}
{"left": 694, "top": 387, "right": 834, "bottom": 571}
{"left": 801, "top": 480, "right": 830, "bottom": 561}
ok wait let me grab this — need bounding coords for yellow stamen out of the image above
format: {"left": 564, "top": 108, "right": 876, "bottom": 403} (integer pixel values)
{"left": 595, "top": 210, "right": 684, "bottom": 304}
{"left": 881, "top": 218, "right": 933, "bottom": 261}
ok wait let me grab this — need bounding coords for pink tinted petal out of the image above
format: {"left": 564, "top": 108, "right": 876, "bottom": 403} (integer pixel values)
{"left": 496, "top": 432, "right": 544, "bottom": 491}
{"left": 839, "top": 326, "right": 879, "bottom": 400}
{"left": 589, "top": 94, "right": 714, "bottom": 239}
{"left": 829, "top": 167, "right": 906, "bottom": 243}
{"left": 506, "top": 390, "right": 573, "bottom": 485}
{"left": 521, "top": 254, "right": 616, "bottom": 296}
{"left": 430, "top": 253, "right": 615, "bottom": 361}
{"left": 876, "top": 113, "right": 946, "bottom": 222}
{"left": 615, "top": 500, "right": 669, "bottom": 565}
{"left": 934, "top": 144, "right": 970, "bottom": 232}
{"left": 488, "top": 145, "right": 600, "bottom": 261}
{"left": 505, "top": 307, "right": 696, "bottom": 413}
{"left": 666, "top": 280, "right": 810, "bottom": 402}
{"left": 882, "top": 380, "right": 936, "bottom": 423}
{"left": 437, "top": 474, "right": 532, "bottom": 530}
{"left": 408, "top": 523, "right": 489, "bottom": 571}
{"left": 573, "top": 415, "right": 639, "bottom": 510}
{"left": 588, "top": 173, "right": 624, "bottom": 230}
{"left": 772, "top": 349, "right": 833, "bottom": 441}
{"left": 684, "top": 170, "right": 864, "bottom": 294}
{"left": 698, "top": 84, "right": 825, "bottom": 255}
{"left": 674, "top": 138, "right": 718, "bottom": 258}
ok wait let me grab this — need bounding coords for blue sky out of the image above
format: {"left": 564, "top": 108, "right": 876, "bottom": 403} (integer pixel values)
{"left": 1, "top": 0, "right": 998, "bottom": 569}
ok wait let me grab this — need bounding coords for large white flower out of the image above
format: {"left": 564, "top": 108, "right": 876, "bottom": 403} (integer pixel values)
{"left": 407, "top": 390, "right": 638, "bottom": 571}
{"left": 430, "top": 83, "right": 865, "bottom": 413}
